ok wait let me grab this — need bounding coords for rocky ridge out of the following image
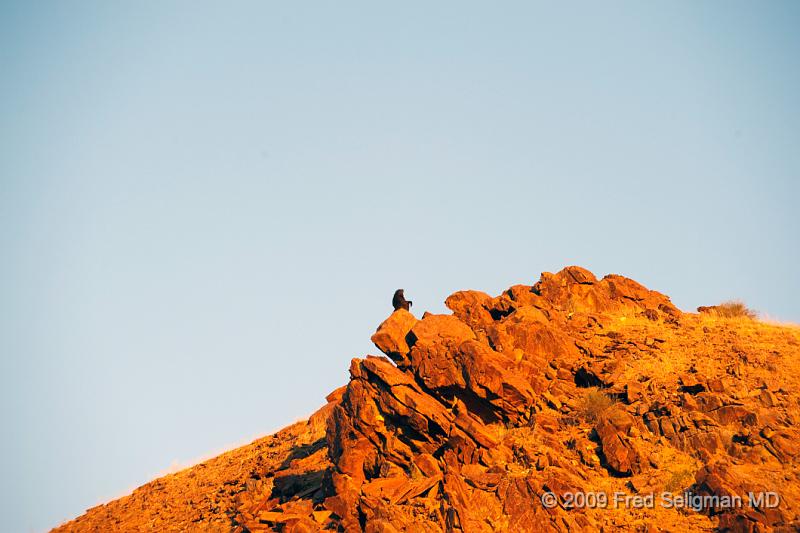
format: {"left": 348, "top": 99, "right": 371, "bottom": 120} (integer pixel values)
{"left": 54, "top": 267, "right": 800, "bottom": 532}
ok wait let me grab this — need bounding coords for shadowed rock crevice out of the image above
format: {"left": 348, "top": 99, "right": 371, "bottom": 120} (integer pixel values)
{"left": 574, "top": 366, "right": 605, "bottom": 388}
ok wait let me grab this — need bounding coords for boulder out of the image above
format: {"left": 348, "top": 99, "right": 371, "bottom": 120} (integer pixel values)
{"left": 371, "top": 309, "right": 418, "bottom": 366}
{"left": 595, "top": 409, "right": 646, "bottom": 475}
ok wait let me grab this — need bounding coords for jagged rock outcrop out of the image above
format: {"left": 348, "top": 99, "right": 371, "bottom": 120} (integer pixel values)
{"left": 53, "top": 267, "right": 800, "bottom": 533}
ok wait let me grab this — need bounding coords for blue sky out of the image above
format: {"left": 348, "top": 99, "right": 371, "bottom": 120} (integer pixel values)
{"left": 2, "top": 2, "right": 799, "bottom": 531}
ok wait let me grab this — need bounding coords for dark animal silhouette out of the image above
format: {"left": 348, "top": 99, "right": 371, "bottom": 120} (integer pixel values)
{"left": 392, "top": 289, "right": 412, "bottom": 311}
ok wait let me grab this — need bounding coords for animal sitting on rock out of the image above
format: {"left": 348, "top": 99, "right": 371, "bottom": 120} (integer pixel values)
{"left": 392, "top": 289, "right": 412, "bottom": 311}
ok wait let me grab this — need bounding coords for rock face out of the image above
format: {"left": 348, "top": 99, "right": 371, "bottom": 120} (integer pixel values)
{"left": 53, "top": 267, "right": 800, "bottom": 532}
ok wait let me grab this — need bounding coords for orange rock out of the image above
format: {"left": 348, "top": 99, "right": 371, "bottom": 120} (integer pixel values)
{"left": 445, "top": 290, "right": 494, "bottom": 331}
{"left": 361, "top": 476, "right": 410, "bottom": 501}
{"left": 596, "top": 409, "right": 646, "bottom": 475}
{"left": 413, "top": 453, "right": 441, "bottom": 477}
{"left": 370, "top": 309, "right": 417, "bottom": 366}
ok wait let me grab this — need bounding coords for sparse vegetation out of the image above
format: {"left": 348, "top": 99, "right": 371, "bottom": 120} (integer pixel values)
{"left": 664, "top": 468, "right": 695, "bottom": 493}
{"left": 578, "top": 388, "right": 616, "bottom": 423}
{"left": 713, "top": 301, "right": 757, "bottom": 320}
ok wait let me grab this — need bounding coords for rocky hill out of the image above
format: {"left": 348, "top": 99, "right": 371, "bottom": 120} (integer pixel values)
{"left": 53, "top": 267, "right": 800, "bottom": 532}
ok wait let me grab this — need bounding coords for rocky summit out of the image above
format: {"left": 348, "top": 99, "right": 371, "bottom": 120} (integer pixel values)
{"left": 54, "top": 267, "right": 800, "bottom": 532}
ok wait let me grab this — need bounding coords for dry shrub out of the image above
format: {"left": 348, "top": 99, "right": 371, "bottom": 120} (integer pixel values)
{"left": 714, "top": 301, "right": 757, "bottom": 320}
{"left": 664, "top": 468, "right": 695, "bottom": 493}
{"left": 578, "top": 388, "right": 616, "bottom": 423}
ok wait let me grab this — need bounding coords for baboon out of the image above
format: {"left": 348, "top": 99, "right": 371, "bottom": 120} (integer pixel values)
{"left": 392, "top": 289, "right": 412, "bottom": 311}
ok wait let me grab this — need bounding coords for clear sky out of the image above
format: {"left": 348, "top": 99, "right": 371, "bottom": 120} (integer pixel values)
{"left": 2, "top": 2, "right": 798, "bottom": 531}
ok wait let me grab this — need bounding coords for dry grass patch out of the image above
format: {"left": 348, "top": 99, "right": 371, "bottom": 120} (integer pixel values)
{"left": 578, "top": 388, "right": 616, "bottom": 423}
{"left": 712, "top": 301, "right": 757, "bottom": 320}
{"left": 664, "top": 468, "right": 695, "bottom": 493}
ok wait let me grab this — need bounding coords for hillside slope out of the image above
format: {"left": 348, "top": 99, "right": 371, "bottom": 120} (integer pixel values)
{"left": 54, "top": 267, "right": 800, "bottom": 532}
